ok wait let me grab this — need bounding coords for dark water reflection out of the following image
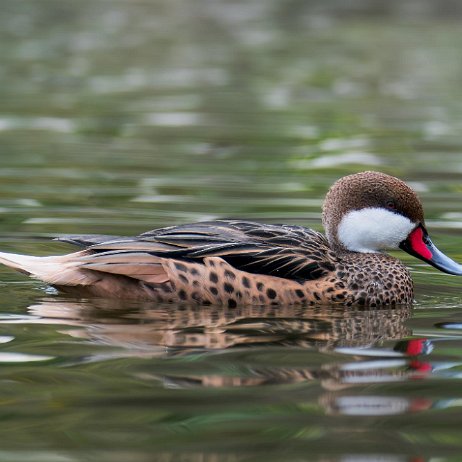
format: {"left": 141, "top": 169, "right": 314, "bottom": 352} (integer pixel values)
{"left": 2, "top": 0, "right": 462, "bottom": 460}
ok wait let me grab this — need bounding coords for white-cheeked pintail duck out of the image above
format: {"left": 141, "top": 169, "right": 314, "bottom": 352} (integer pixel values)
{"left": 0, "top": 171, "right": 461, "bottom": 307}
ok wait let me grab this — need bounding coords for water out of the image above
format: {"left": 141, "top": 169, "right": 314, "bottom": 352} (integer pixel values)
{"left": 1, "top": 0, "right": 462, "bottom": 460}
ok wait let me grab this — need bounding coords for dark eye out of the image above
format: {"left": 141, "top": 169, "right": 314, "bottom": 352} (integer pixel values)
{"left": 386, "top": 201, "right": 396, "bottom": 210}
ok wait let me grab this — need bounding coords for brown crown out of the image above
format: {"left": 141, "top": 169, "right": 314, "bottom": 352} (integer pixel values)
{"left": 322, "top": 171, "right": 424, "bottom": 250}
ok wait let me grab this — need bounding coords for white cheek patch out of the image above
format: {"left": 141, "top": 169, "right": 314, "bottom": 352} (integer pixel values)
{"left": 338, "top": 207, "right": 415, "bottom": 253}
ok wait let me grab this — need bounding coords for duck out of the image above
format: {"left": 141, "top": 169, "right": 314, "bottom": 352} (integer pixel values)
{"left": 0, "top": 171, "right": 460, "bottom": 307}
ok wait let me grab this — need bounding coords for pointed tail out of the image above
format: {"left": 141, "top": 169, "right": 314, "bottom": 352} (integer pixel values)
{"left": 0, "top": 251, "right": 98, "bottom": 286}
{"left": 0, "top": 252, "right": 39, "bottom": 275}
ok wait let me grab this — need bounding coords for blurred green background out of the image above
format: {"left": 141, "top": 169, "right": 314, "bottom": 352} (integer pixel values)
{"left": 1, "top": 0, "right": 462, "bottom": 234}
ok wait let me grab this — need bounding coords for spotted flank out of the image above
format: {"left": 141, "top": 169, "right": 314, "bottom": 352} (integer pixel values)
{"left": 0, "top": 171, "right": 460, "bottom": 306}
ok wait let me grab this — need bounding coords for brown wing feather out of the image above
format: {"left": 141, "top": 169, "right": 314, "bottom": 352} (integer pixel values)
{"left": 80, "top": 252, "right": 169, "bottom": 284}
{"left": 70, "top": 220, "right": 337, "bottom": 282}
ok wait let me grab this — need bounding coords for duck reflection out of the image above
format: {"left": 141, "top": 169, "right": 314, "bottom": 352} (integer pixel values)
{"left": 22, "top": 299, "right": 437, "bottom": 416}
{"left": 27, "top": 298, "right": 412, "bottom": 351}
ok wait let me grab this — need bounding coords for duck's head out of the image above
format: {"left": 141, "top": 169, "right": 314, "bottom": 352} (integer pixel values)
{"left": 322, "top": 171, "right": 462, "bottom": 275}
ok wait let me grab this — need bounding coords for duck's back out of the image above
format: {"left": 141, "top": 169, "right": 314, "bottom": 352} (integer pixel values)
{"left": 51, "top": 220, "right": 337, "bottom": 303}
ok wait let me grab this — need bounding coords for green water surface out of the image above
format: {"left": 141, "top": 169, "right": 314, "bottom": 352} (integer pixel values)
{"left": 1, "top": 1, "right": 462, "bottom": 461}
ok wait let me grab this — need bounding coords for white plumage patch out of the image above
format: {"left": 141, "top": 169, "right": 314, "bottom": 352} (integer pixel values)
{"left": 338, "top": 207, "right": 415, "bottom": 253}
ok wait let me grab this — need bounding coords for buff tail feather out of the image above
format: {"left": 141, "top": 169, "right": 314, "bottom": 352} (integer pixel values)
{"left": 0, "top": 251, "right": 100, "bottom": 286}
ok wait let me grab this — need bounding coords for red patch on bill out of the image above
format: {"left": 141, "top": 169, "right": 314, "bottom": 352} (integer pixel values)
{"left": 409, "top": 227, "right": 432, "bottom": 260}
{"left": 405, "top": 339, "right": 429, "bottom": 356}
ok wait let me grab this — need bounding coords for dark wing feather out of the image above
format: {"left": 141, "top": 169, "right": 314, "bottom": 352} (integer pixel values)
{"left": 81, "top": 220, "right": 337, "bottom": 282}
{"left": 56, "top": 234, "right": 124, "bottom": 247}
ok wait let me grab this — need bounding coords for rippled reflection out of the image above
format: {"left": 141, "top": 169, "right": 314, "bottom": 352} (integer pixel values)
{"left": 14, "top": 298, "right": 428, "bottom": 395}
{"left": 27, "top": 298, "right": 412, "bottom": 352}
{"left": 0, "top": 298, "right": 442, "bottom": 422}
